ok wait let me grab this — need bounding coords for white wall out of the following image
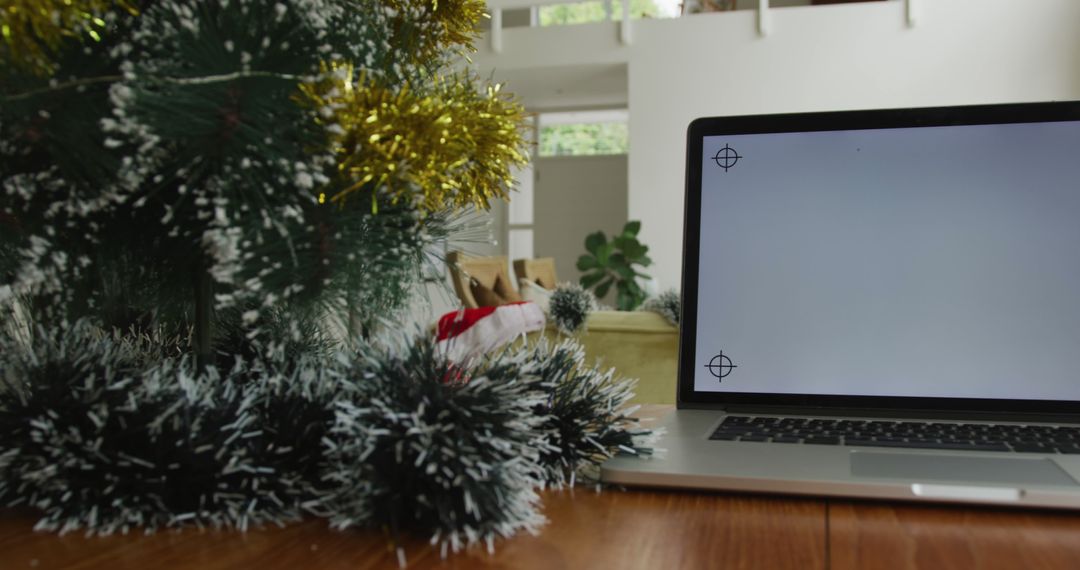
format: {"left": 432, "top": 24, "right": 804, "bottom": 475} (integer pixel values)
{"left": 534, "top": 155, "right": 629, "bottom": 303}
{"left": 629, "top": 0, "right": 1080, "bottom": 289}
{"left": 475, "top": 0, "right": 1080, "bottom": 291}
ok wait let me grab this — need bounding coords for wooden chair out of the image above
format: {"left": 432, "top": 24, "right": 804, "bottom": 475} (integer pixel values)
{"left": 447, "top": 251, "right": 521, "bottom": 308}
{"left": 512, "top": 257, "right": 558, "bottom": 290}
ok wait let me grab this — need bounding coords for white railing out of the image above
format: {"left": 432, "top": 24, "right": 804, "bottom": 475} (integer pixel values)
{"left": 486, "top": 0, "right": 919, "bottom": 53}
{"left": 487, "top": 0, "right": 633, "bottom": 52}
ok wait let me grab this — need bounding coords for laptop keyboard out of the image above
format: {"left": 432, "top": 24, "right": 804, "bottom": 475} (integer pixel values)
{"left": 709, "top": 415, "right": 1080, "bottom": 454}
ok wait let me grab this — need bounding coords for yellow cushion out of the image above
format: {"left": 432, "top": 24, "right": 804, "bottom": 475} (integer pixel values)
{"left": 532, "top": 310, "right": 679, "bottom": 404}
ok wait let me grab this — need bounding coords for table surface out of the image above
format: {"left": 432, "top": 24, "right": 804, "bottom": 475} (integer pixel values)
{"left": 5, "top": 407, "right": 1080, "bottom": 570}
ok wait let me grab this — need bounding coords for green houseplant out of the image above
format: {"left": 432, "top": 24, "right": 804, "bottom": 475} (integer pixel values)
{"left": 576, "top": 221, "right": 653, "bottom": 311}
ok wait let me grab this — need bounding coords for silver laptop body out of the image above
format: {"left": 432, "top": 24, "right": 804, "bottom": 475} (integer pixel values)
{"left": 602, "top": 101, "right": 1080, "bottom": 508}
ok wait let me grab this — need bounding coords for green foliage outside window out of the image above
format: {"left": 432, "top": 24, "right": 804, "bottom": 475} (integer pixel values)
{"left": 540, "top": 0, "right": 663, "bottom": 26}
{"left": 540, "top": 122, "right": 629, "bottom": 156}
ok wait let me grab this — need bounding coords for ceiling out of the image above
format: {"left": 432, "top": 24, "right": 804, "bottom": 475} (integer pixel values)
{"left": 490, "top": 63, "right": 629, "bottom": 112}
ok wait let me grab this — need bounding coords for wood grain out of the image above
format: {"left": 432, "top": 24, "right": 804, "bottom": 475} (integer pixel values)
{"left": 829, "top": 501, "right": 1080, "bottom": 570}
{"left": 0, "top": 490, "right": 826, "bottom": 570}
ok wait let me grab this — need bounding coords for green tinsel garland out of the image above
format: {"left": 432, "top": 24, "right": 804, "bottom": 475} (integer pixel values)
{"left": 0, "top": 323, "right": 657, "bottom": 555}
{"left": 530, "top": 339, "right": 657, "bottom": 486}
{"left": 0, "top": 322, "right": 344, "bottom": 534}
{"left": 316, "top": 335, "right": 553, "bottom": 560}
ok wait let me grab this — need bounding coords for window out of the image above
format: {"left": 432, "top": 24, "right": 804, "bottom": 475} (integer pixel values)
{"left": 539, "top": 0, "right": 680, "bottom": 26}
{"left": 538, "top": 109, "right": 629, "bottom": 157}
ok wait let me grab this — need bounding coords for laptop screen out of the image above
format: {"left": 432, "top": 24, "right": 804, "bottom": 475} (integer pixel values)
{"left": 685, "top": 104, "right": 1080, "bottom": 409}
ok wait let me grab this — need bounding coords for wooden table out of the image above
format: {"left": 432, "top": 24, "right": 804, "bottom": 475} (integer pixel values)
{"left": 6, "top": 492, "right": 1080, "bottom": 569}
{"left": 5, "top": 407, "right": 1080, "bottom": 569}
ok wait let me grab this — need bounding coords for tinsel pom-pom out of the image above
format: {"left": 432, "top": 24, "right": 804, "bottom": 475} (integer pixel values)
{"left": 386, "top": 0, "right": 489, "bottom": 63}
{"left": 528, "top": 339, "right": 658, "bottom": 486}
{"left": 548, "top": 283, "right": 596, "bottom": 335}
{"left": 0, "top": 323, "right": 345, "bottom": 535}
{"left": 642, "top": 289, "right": 681, "bottom": 327}
{"left": 300, "top": 66, "right": 530, "bottom": 213}
{"left": 317, "top": 335, "right": 551, "bottom": 559}
{"left": 0, "top": 0, "right": 132, "bottom": 75}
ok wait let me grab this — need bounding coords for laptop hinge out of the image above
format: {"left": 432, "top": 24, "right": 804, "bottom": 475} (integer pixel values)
{"left": 715, "top": 403, "right": 1080, "bottom": 424}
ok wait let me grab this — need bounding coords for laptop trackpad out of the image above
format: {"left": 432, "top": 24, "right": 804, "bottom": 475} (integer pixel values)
{"left": 850, "top": 452, "right": 1078, "bottom": 486}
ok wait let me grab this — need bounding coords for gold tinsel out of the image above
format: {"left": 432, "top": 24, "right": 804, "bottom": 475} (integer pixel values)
{"left": 384, "top": 0, "right": 488, "bottom": 63}
{"left": 302, "top": 65, "right": 530, "bottom": 213}
{"left": 0, "top": 0, "right": 133, "bottom": 76}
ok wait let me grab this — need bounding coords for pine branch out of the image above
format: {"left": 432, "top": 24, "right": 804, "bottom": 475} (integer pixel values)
{"left": 3, "top": 71, "right": 306, "bottom": 103}
{"left": 2, "top": 75, "right": 124, "bottom": 102}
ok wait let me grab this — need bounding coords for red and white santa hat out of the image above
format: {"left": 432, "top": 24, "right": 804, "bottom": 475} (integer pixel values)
{"left": 435, "top": 301, "right": 546, "bottom": 364}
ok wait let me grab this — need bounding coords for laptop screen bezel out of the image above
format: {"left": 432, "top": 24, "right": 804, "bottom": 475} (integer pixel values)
{"left": 678, "top": 101, "right": 1080, "bottom": 415}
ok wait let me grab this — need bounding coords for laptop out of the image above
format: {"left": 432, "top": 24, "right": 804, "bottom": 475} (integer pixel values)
{"left": 602, "top": 101, "right": 1080, "bottom": 508}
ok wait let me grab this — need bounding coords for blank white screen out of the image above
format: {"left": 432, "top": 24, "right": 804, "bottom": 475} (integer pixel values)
{"left": 694, "top": 121, "right": 1080, "bottom": 400}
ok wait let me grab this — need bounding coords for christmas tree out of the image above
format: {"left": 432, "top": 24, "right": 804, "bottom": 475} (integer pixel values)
{"left": 0, "top": 0, "right": 527, "bottom": 357}
{"left": 0, "top": 0, "right": 656, "bottom": 555}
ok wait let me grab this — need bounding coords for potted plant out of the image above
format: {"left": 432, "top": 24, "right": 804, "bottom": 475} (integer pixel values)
{"left": 576, "top": 221, "right": 653, "bottom": 311}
